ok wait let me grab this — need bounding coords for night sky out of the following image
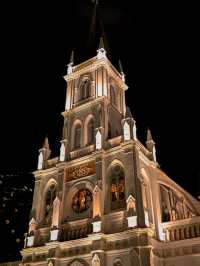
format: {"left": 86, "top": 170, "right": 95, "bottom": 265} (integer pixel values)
{"left": 0, "top": 0, "right": 199, "bottom": 262}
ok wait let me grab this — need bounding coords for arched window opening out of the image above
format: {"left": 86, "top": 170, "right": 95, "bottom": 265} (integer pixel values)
{"left": 44, "top": 183, "right": 56, "bottom": 225}
{"left": 80, "top": 79, "right": 90, "bottom": 101}
{"left": 87, "top": 119, "right": 94, "bottom": 145}
{"left": 74, "top": 124, "right": 81, "bottom": 149}
{"left": 110, "top": 164, "right": 126, "bottom": 210}
{"left": 110, "top": 85, "right": 116, "bottom": 106}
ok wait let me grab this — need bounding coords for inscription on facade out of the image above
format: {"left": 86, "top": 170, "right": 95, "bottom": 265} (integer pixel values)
{"left": 65, "top": 161, "right": 96, "bottom": 181}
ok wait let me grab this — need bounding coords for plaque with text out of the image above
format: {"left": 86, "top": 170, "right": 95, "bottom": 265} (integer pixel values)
{"left": 65, "top": 161, "right": 96, "bottom": 182}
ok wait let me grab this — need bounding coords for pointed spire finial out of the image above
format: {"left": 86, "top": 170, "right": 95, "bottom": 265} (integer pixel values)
{"left": 119, "top": 59, "right": 123, "bottom": 73}
{"left": 69, "top": 50, "right": 74, "bottom": 65}
{"left": 97, "top": 37, "right": 106, "bottom": 60}
{"left": 67, "top": 50, "right": 74, "bottom": 75}
{"left": 42, "top": 135, "right": 51, "bottom": 160}
{"left": 119, "top": 59, "right": 125, "bottom": 82}
{"left": 146, "top": 128, "right": 157, "bottom": 163}
{"left": 43, "top": 135, "right": 49, "bottom": 150}
{"left": 147, "top": 128, "right": 153, "bottom": 142}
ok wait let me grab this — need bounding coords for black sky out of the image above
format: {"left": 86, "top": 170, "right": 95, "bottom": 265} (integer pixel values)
{"left": 0, "top": 2, "right": 200, "bottom": 259}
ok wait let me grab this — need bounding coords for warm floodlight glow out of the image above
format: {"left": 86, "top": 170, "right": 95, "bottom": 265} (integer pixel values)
{"left": 97, "top": 82, "right": 103, "bottom": 97}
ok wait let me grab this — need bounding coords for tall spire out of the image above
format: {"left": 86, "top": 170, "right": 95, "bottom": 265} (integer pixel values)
{"left": 88, "top": 0, "right": 98, "bottom": 52}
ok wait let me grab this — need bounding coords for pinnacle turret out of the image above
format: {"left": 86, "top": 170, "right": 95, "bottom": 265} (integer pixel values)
{"left": 146, "top": 128, "right": 156, "bottom": 162}
{"left": 119, "top": 59, "right": 125, "bottom": 82}
{"left": 67, "top": 50, "right": 74, "bottom": 74}
{"left": 42, "top": 135, "right": 51, "bottom": 160}
{"left": 147, "top": 129, "right": 153, "bottom": 142}
{"left": 97, "top": 37, "right": 106, "bottom": 59}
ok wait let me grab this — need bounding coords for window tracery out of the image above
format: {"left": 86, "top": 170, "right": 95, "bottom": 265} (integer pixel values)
{"left": 72, "top": 189, "right": 92, "bottom": 213}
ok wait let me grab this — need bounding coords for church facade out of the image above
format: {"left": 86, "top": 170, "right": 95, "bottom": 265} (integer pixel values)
{"left": 20, "top": 44, "right": 200, "bottom": 266}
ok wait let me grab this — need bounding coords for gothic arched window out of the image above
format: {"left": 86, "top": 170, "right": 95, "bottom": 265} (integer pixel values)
{"left": 110, "top": 164, "right": 126, "bottom": 210}
{"left": 80, "top": 79, "right": 90, "bottom": 101}
{"left": 44, "top": 183, "right": 56, "bottom": 225}
{"left": 74, "top": 124, "right": 81, "bottom": 149}
{"left": 87, "top": 119, "right": 94, "bottom": 145}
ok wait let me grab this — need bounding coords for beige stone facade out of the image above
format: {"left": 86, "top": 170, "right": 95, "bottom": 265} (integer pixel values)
{"left": 20, "top": 48, "right": 200, "bottom": 266}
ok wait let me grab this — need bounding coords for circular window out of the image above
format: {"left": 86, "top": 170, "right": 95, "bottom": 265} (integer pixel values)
{"left": 72, "top": 189, "right": 92, "bottom": 213}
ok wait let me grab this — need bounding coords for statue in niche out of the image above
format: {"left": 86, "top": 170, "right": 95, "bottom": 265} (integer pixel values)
{"left": 72, "top": 189, "right": 92, "bottom": 213}
{"left": 110, "top": 164, "right": 126, "bottom": 210}
{"left": 161, "top": 201, "right": 170, "bottom": 222}
{"left": 160, "top": 184, "right": 195, "bottom": 222}
{"left": 80, "top": 79, "right": 90, "bottom": 100}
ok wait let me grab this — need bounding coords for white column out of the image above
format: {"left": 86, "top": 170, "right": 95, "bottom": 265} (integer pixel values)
{"left": 59, "top": 139, "right": 66, "bottom": 162}
{"left": 37, "top": 150, "right": 44, "bottom": 170}
{"left": 96, "top": 130, "right": 102, "bottom": 150}
{"left": 133, "top": 121, "right": 137, "bottom": 140}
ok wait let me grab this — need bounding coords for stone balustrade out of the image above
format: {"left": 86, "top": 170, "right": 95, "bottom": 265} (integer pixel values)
{"left": 163, "top": 216, "right": 200, "bottom": 242}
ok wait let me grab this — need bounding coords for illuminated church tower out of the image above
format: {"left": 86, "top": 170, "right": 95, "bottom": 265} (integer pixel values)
{"left": 20, "top": 40, "right": 200, "bottom": 266}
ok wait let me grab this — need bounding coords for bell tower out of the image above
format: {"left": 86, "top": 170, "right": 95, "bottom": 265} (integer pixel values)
{"left": 21, "top": 37, "right": 200, "bottom": 266}
{"left": 62, "top": 39, "right": 128, "bottom": 160}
